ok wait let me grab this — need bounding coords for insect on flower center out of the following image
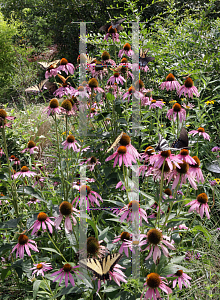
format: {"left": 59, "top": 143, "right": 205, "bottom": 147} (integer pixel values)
{"left": 164, "top": 188, "right": 172, "bottom": 196}
{"left": 144, "top": 146, "right": 155, "bottom": 155}
{"left": 36, "top": 263, "right": 43, "bottom": 269}
{"left": 28, "top": 141, "right": 36, "bottom": 148}
{"left": 21, "top": 166, "right": 29, "bottom": 172}
{"left": 120, "top": 133, "right": 131, "bottom": 146}
{"left": 197, "top": 193, "right": 208, "bottom": 204}
{"left": 90, "top": 156, "right": 97, "bottom": 164}
{"left": 120, "top": 231, "right": 131, "bottom": 241}
{"left": 87, "top": 237, "right": 100, "bottom": 255}
{"left": 59, "top": 201, "right": 72, "bottom": 216}
{"left": 18, "top": 234, "right": 29, "bottom": 245}
{"left": 128, "top": 86, "right": 135, "bottom": 94}
{"left": 101, "top": 51, "right": 110, "bottom": 61}
{"left": 198, "top": 127, "right": 205, "bottom": 132}
{"left": 49, "top": 98, "right": 59, "bottom": 108}
{"left": 166, "top": 73, "right": 175, "bottom": 81}
{"left": 0, "top": 109, "right": 7, "bottom": 119}
{"left": 146, "top": 273, "right": 161, "bottom": 288}
{"left": 80, "top": 185, "right": 91, "bottom": 196}
{"left": 161, "top": 150, "right": 171, "bottom": 157}
{"left": 147, "top": 229, "right": 162, "bottom": 245}
{"left": 180, "top": 149, "right": 189, "bottom": 156}
{"left": 108, "top": 26, "right": 117, "bottom": 33}
{"left": 67, "top": 135, "right": 75, "bottom": 143}
{"left": 61, "top": 99, "right": 72, "bottom": 111}
{"left": 128, "top": 200, "right": 140, "bottom": 212}
{"left": 191, "top": 156, "right": 200, "bottom": 167}
{"left": 176, "top": 161, "right": 189, "bottom": 174}
{"left": 37, "top": 212, "right": 48, "bottom": 222}
{"left": 63, "top": 263, "right": 72, "bottom": 272}
{"left": 88, "top": 78, "right": 98, "bottom": 88}
{"left": 123, "top": 43, "right": 131, "bottom": 51}
{"left": 184, "top": 77, "right": 194, "bottom": 88}
{"left": 173, "top": 103, "right": 181, "bottom": 112}
{"left": 175, "top": 270, "right": 183, "bottom": 276}
{"left": 60, "top": 58, "right": 69, "bottom": 65}
{"left": 117, "top": 146, "right": 127, "bottom": 154}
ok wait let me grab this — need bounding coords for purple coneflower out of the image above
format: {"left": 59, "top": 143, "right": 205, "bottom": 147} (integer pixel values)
{"left": 29, "top": 212, "right": 54, "bottom": 235}
{"left": 115, "top": 181, "right": 126, "bottom": 191}
{"left": 84, "top": 236, "right": 108, "bottom": 258}
{"left": 140, "top": 273, "right": 172, "bottom": 300}
{"left": 11, "top": 234, "right": 39, "bottom": 259}
{"left": 167, "top": 270, "right": 192, "bottom": 290}
{"left": 101, "top": 51, "right": 116, "bottom": 67}
{"left": 122, "top": 234, "right": 148, "bottom": 254}
{"left": 0, "top": 148, "right": 5, "bottom": 157}
{"left": 189, "top": 156, "right": 204, "bottom": 184}
{"left": 123, "top": 86, "right": 142, "bottom": 102}
{"left": 188, "top": 127, "right": 210, "bottom": 141}
{"left": 163, "top": 188, "right": 173, "bottom": 200}
{"left": 140, "top": 146, "right": 155, "bottom": 162}
{"left": 104, "top": 26, "right": 120, "bottom": 42}
{"left": 89, "top": 61, "right": 108, "bottom": 80}
{"left": 9, "top": 155, "right": 20, "bottom": 165}
{"left": 57, "top": 58, "right": 75, "bottom": 75}
{"left": 88, "top": 78, "right": 104, "bottom": 93}
{"left": 72, "top": 185, "right": 103, "bottom": 209}
{"left": 82, "top": 156, "right": 101, "bottom": 171}
{"left": 212, "top": 146, "right": 220, "bottom": 152}
{"left": 43, "top": 98, "right": 62, "bottom": 116}
{"left": 143, "top": 229, "right": 175, "bottom": 264}
{"left": 0, "top": 109, "right": 15, "bottom": 122}
{"left": 105, "top": 145, "right": 136, "bottom": 167}
{"left": 12, "top": 166, "right": 36, "bottom": 179}
{"left": 182, "top": 102, "right": 195, "bottom": 109}
{"left": 45, "top": 66, "right": 60, "bottom": 78}
{"left": 150, "top": 150, "right": 182, "bottom": 171}
{"left": 62, "top": 135, "right": 81, "bottom": 152}
{"left": 21, "top": 140, "right": 38, "bottom": 155}
{"left": 175, "top": 149, "right": 196, "bottom": 165}
{"left": 178, "top": 77, "right": 199, "bottom": 98}
{"left": 51, "top": 264, "right": 82, "bottom": 287}
{"left": 31, "top": 262, "right": 53, "bottom": 277}
{"left": 27, "top": 197, "right": 41, "bottom": 207}
{"left": 60, "top": 99, "right": 77, "bottom": 116}
{"left": 148, "top": 99, "right": 165, "bottom": 110}
{"left": 118, "top": 43, "right": 134, "bottom": 58}
{"left": 107, "top": 72, "right": 126, "bottom": 85}
{"left": 115, "top": 200, "right": 148, "bottom": 225}
{"left": 54, "top": 201, "right": 79, "bottom": 233}
{"left": 166, "top": 103, "right": 186, "bottom": 123}
{"left": 113, "top": 232, "right": 132, "bottom": 257}
{"left": 186, "top": 193, "right": 210, "bottom": 219}
{"left": 160, "top": 73, "right": 181, "bottom": 92}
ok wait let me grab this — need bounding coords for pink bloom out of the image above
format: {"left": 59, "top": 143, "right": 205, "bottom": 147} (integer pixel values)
{"left": 141, "top": 273, "right": 172, "bottom": 300}
{"left": 143, "top": 228, "right": 175, "bottom": 264}
{"left": 73, "top": 86, "right": 90, "bottom": 98}
{"left": 150, "top": 150, "right": 182, "bottom": 171}
{"left": 9, "top": 155, "right": 20, "bottom": 165}
{"left": 11, "top": 234, "right": 39, "bottom": 259}
{"left": 188, "top": 127, "right": 210, "bottom": 141}
{"left": 0, "top": 148, "right": 5, "bottom": 157}
{"left": 182, "top": 102, "right": 195, "bottom": 109}
{"left": 122, "top": 234, "right": 148, "bottom": 254}
{"left": 105, "top": 146, "right": 136, "bottom": 167}
{"left": 54, "top": 201, "right": 79, "bottom": 233}
{"left": 160, "top": 73, "right": 181, "bottom": 92}
{"left": 80, "top": 156, "right": 101, "bottom": 171}
{"left": 43, "top": 98, "right": 62, "bottom": 116}
{"left": 212, "top": 146, "right": 220, "bottom": 152}
{"left": 57, "top": 58, "right": 75, "bottom": 75}
{"left": 167, "top": 270, "right": 192, "bottom": 290}
{"left": 178, "top": 77, "right": 199, "bottom": 98}
{"left": 104, "top": 32, "right": 119, "bottom": 42}
{"left": 31, "top": 262, "right": 53, "bottom": 277}
{"left": 113, "top": 232, "right": 132, "bottom": 257}
{"left": 107, "top": 73, "right": 126, "bottom": 85}
{"left": 115, "top": 181, "right": 126, "bottom": 191}
{"left": 186, "top": 193, "right": 210, "bottom": 219}
{"left": 166, "top": 103, "right": 186, "bottom": 123}
{"left": 21, "top": 140, "right": 38, "bottom": 155}
{"left": 140, "top": 146, "right": 155, "bottom": 162}
{"left": 118, "top": 43, "right": 134, "bottom": 58}
{"left": 72, "top": 185, "right": 103, "bottom": 209}
{"left": 123, "top": 86, "right": 143, "bottom": 102}
{"left": 45, "top": 68, "right": 60, "bottom": 78}
{"left": 51, "top": 264, "right": 82, "bottom": 287}
{"left": 54, "top": 86, "right": 76, "bottom": 98}
{"left": 81, "top": 237, "right": 108, "bottom": 259}
{"left": 27, "top": 197, "right": 41, "bottom": 207}
{"left": 148, "top": 100, "right": 165, "bottom": 110}
{"left": 62, "top": 135, "right": 81, "bottom": 152}
{"left": 175, "top": 149, "right": 196, "bottom": 165}
{"left": 12, "top": 166, "right": 36, "bottom": 179}
{"left": 189, "top": 156, "right": 205, "bottom": 184}
{"left": 29, "top": 212, "right": 54, "bottom": 235}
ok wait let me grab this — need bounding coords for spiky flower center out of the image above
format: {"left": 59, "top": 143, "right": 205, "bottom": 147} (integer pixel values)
{"left": 123, "top": 43, "right": 131, "bottom": 51}
{"left": 108, "top": 26, "right": 117, "bottom": 33}
{"left": 67, "top": 135, "right": 75, "bottom": 143}
{"left": 60, "top": 58, "right": 69, "bottom": 65}
{"left": 117, "top": 146, "right": 127, "bottom": 154}
{"left": 18, "top": 234, "right": 29, "bottom": 245}
{"left": 134, "top": 79, "right": 144, "bottom": 89}
{"left": 191, "top": 156, "right": 200, "bottom": 167}
{"left": 197, "top": 193, "right": 208, "bottom": 204}
{"left": 88, "top": 78, "right": 98, "bottom": 88}
{"left": 21, "top": 166, "right": 29, "bottom": 172}
{"left": 80, "top": 185, "right": 91, "bottom": 196}
{"left": 120, "top": 133, "right": 131, "bottom": 146}
{"left": 30, "top": 197, "right": 37, "bottom": 202}
{"left": 61, "top": 99, "right": 72, "bottom": 111}
{"left": 14, "top": 157, "right": 19, "bottom": 161}
{"left": 166, "top": 73, "right": 175, "bottom": 81}
{"left": 11, "top": 155, "right": 16, "bottom": 159}
{"left": 114, "top": 72, "right": 120, "bottom": 78}
{"left": 91, "top": 108, "right": 96, "bottom": 113}
{"left": 0, "top": 109, "right": 7, "bottom": 119}
{"left": 180, "top": 149, "right": 189, "bottom": 156}
{"left": 87, "top": 237, "right": 100, "bottom": 255}
{"left": 121, "top": 57, "right": 128, "bottom": 63}
{"left": 37, "top": 263, "right": 43, "bottom": 269}
{"left": 147, "top": 229, "right": 162, "bottom": 245}
{"left": 164, "top": 188, "right": 172, "bottom": 196}
{"left": 175, "top": 270, "right": 183, "bottom": 276}
{"left": 78, "top": 86, "right": 84, "bottom": 91}
{"left": 49, "top": 98, "right": 59, "bottom": 108}
{"left": 128, "top": 86, "right": 135, "bottom": 94}
{"left": 176, "top": 161, "right": 189, "bottom": 174}
{"left": 161, "top": 150, "right": 171, "bottom": 157}
{"left": 101, "top": 51, "right": 110, "bottom": 61}
{"left": 63, "top": 263, "right": 72, "bottom": 272}
{"left": 198, "top": 127, "right": 205, "bottom": 132}
{"left": 37, "top": 212, "right": 48, "bottom": 222}
{"left": 120, "top": 231, "right": 131, "bottom": 241}
{"left": 146, "top": 273, "right": 161, "bottom": 288}
{"left": 59, "top": 201, "right": 72, "bottom": 216}
{"left": 128, "top": 200, "right": 140, "bottom": 212}
{"left": 173, "top": 103, "right": 181, "bottom": 112}
{"left": 184, "top": 78, "right": 194, "bottom": 88}
{"left": 144, "top": 146, "right": 155, "bottom": 155}
{"left": 28, "top": 141, "right": 36, "bottom": 148}
{"left": 90, "top": 156, "right": 97, "bottom": 164}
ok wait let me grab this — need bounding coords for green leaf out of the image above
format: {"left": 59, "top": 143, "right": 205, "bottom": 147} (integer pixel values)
{"left": 192, "top": 225, "right": 212, "bottom": 244}
{"left": 33, "top": 280, "right": 42, "bottom": 299}
{"left": 106, "top": 93, "right": 115, "bottom": 101}
{"left": 1, "top": 268, "right": 11, "bottom": 281}
{"left": 17, "top": 186, "right": 44, "bottom": 201}
{"left": 99, "top": 227, "right": 109, "bottom": 240}
{"left": 40, "top": 248, "right": 62, "bottom": 256}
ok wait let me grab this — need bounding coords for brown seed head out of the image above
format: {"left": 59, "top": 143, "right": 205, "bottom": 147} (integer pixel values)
{"left": 28, "top": 141, "right": 36, "bottom": 148}
{"left": 144, "top": 146, "right": 155, "bottom": 155}
{"left": 184, "top": 78, "right": 194, "bottom": 88}
{"left": 175, "top": 270, "right": 183, "bottom": 276}
{"left": 180, "top": 149, "right": 189, "bottom": 156}
{"left": 197, "top": 193, "right": 208, "bottom": 204}
{"left": 198, "top": 127, "right": 205, "bottom": 132}
{"left": 60, "top": 58, "right": 69, "bottom": 65}
{"left": 90, "top": 156, "right": 97, "bottom": 164}
{"left": 37, "top": 212, "right": 48, "bottom": 222}
{"left": 128, "top": 200, "right": 140, "bottom": 212}
{"left": 173, "top": 103, "right": 181, "bottom": 112}
{"left": 88, "top": 78, "right": 98, "bottom": 88}
{"left": 161, "top": 150, "right": 171, "bottom": 158}
{"left": 120, "top": 133, "right": 131, "bottom": 146}
{"left": 87, "top": 237, "right": 100, "bottom": 255}
{"left": 146, "top": 273, "right": 161, "bottom": 288}
{"left": 191, "top": 156, "right": 200, "bottom": 167}
{"left": 121, "top": 57, "right": 128, "bottom": 63}
{"left": 166, "top": 73, "right": 175, "bottom": 81}
{"left": 61, "top": 99, "right": 72, "bottom": 111}
{"left": 49, "top": 98, "right": 59, "bottom": 108}
{"left": 37, "top": 263, "right": 43, "bottom": 269}
{"left": 67, "top": 135, "right": 75, "bottom": 143}
{"left": 101, "top": 51, "right": 110, "bottom": 61}
{"left": 108, "top": 26, "right": 117, "bottom": 33}
{"left": 21, "top": 166, "right": 29, "bottom": 172}
{"left": 114, "top": 72, "right": 120, "bottom": 78}
{"left": 120, "top": 231, "right": 131, "bottom": 241}
{"left": 147, "top": 229, "right": 162, "bottom": 245}
{"left": 117, "top": 146, "right": 127, "bottom": 154}
{"left": 63, "top": 263, "right": 72, "bottom": 272}
{"left": 59, "top": 201, "right": 73, "bottom": 216}
{"left": 164, "top": 188, "right": 172, "bottom": 196}
{"left": 123, "top": 43, "right": 131, "bottom": 51}
{"left": 80, "top": 185, "right": 91, "bottom": 196}
{"left": 18, "top": 234, "right": 29, "bottom": 245}
{"left": 0, "top": 109, "right": 7, "bottom": 119}
{"left": 176, "top": 161, "right": 189, "bottom": 174}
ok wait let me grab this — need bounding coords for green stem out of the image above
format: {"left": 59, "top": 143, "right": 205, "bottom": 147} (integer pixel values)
{"left": 155, "top": 160, "right": 166, "bottom": 228}
{"left": 47, "top": 231, "right": 67, "bottom": 262}
{"left": 91, "top": 210, "right": 98, "bottom": 240}
{"left": 178, "top": 214, "right": 197, "bottom": 249}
